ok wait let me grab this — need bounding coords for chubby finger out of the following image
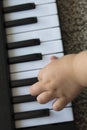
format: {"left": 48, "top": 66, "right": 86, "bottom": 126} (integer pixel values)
{"left": 37, "top": 91, "right": 55, "bottom": 104}
{"left": 50, "top": 56, "right": 58, "bottom": 61}
{"left": 29, "top": 81, "right": 45, "bottom": 96}
{"left": 52, "top": 97, "right": 69, "bottom": 111}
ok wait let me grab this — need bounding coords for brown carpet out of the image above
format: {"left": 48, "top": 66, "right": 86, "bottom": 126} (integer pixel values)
{"left": 57, "top": 0, "right": 87, "bottom": 130}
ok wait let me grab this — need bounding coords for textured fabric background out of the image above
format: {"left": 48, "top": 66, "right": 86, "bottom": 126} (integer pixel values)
{"left": 57, "top": 0, "right": 87, "bottom": 130}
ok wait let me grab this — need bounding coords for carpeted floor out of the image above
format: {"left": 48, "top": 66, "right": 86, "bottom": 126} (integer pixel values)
{"left": 57, "top": 0, "right": 87, "bottom": 130}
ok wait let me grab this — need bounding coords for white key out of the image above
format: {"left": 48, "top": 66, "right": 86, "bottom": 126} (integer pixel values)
{"left": 11, "top": 69, "right": 39, "bottom": 80}
{"left": 9, "top": 40, "right": 63, "bottom": 57}
{"left": 6, "top": 15, "right": 59, "bottom": 35}
{"left": 10, "top": 53, "right": 64, "bottom": 73}
{"left": 12, "top": 86, "right": 30, "bottom": 96}
{"left": 5, "top": 3, "right": 57, "bottom": 21}
{"left": 7, "top": 28, "right": 61, "bottom": 43}
{"left": 12, "top": 86, "right": 72, "bottom": 109}
{"left": 14, "top": 100, "right": 71, "bottom": 113}
{"left": 3, "top": 0, "right": 56, "bottom": 7}
{"left": 15, "top": 108, "right": 74, "bottom": 128}
{"left": 14, "top": 100, "right": 54, "bottom": 112}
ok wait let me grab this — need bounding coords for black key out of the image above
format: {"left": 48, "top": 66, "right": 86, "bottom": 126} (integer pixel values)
{"left": 9, "top": 53, "right": 42, "bottom": 64}
{"left": 7, "top": 39, "right": 40, "bottom": 49}
{"left": 5, "top": 17, "right": 37, "bottom": 27}
{"left": 15, "top": 109, "right": 49, "bottom": 120}
{"left": 13, "top": 95, "right": 36, "bottom": 104}
{"left": 11, "top": 77, "right": 38, "bottom": 87}
{"left": 4, "top": 3, "right": 36, "bottom": 13}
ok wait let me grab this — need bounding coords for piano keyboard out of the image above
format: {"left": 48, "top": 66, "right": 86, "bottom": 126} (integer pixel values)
{"left": 0, "top": 0, "right": 76, "bottom": 130}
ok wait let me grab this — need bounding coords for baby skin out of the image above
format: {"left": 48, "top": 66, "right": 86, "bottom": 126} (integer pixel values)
{"left": 30, "top": 51, "right": 87, "bottom": 111}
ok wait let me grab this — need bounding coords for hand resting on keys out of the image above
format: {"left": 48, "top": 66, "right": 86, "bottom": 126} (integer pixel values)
{"left": 30, "top": 51, "right": 87, "bottom": 111}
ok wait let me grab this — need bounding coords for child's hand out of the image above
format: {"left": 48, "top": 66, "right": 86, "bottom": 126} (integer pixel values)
{"left": 29, "top": 54, "right": 83, "bottom": 111}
